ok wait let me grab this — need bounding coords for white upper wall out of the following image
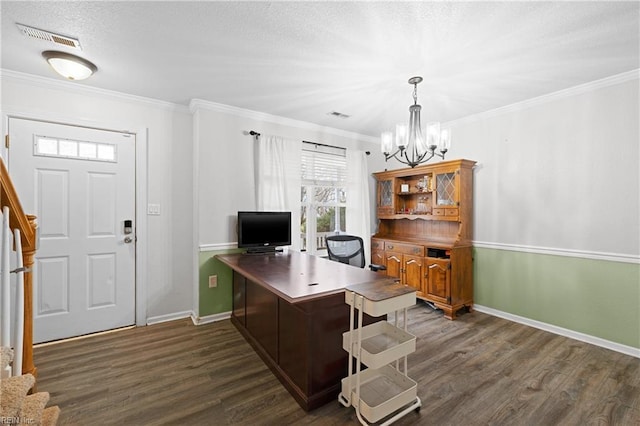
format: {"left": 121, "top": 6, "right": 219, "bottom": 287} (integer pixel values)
{"left": 191, "top": 100, "right": 383, "bottom": 247}
{"left": 448, "top": 72, "right": 639, "bottom": 258}
{"left": 0, "top": 70, "right": 195, "bottom": 319}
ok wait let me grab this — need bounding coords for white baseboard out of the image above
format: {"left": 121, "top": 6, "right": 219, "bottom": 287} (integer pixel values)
{"left": 146, "top": 310, "right": 231, "bottom": 326}
{"left": 474, "top": 305, "right": 640, "bottom": 359}
{"left": 191, "top": 311, "right": 231, "bottom": 325}
{"left": 146, "top": 310, "right": 194, "bottom": 326}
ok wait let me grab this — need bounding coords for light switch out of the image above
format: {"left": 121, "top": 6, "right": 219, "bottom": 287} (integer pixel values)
{"left": 147, "top": 204, "right": 161, "bottom": 215}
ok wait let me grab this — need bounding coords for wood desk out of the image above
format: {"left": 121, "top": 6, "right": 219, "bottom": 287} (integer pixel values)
{"left": 216, "top": 251, "right": 394, "bottom": 411}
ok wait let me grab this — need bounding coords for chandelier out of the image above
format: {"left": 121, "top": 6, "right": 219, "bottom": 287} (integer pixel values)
{"left": 381, "top": 76, "right": 450, "bottom": 168}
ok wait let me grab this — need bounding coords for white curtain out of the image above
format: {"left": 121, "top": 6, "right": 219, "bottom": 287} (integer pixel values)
{"left": 346, "top": 150, "right": 371, "bottom": 264}
{"left": 256, "top": 135, "right": 302, "bottom": 251}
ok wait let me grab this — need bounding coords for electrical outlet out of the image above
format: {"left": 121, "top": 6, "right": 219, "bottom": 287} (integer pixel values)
{"left": 208, "top": 275, "right": 217, "bottom": 288}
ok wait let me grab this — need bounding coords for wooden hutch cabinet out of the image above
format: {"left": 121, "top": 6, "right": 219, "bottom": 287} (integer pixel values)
{"left": 372, "top": 159, "right": 476, "bottom": 319}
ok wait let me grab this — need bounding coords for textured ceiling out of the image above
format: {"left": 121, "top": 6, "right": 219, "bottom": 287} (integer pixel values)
{"left": 1, "top": 1, "right": 638, "bottom": 137}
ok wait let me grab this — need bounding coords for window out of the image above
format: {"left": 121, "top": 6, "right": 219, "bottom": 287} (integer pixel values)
{"left": 300, "top": 142, "right": 346, "bottom": 255}
{"left": 34, "top": 136, "right": 117, "bottom": 162}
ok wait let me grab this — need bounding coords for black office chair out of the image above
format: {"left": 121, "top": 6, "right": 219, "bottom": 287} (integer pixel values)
{"left": 325, "top": 234, "right": 386, "bottom": 272}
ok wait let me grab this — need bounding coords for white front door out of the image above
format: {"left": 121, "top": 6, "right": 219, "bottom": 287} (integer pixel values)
{"left": 8, "top": 118, "right": 135, "bottom": 343}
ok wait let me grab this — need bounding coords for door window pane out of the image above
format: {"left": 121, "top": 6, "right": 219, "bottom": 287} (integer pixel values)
{"left": 34, "top": 135, "right": 118, "bottom": 163}
{"left": 78, "top": 142, "right": 97, "bottom": 159}
{"left": 59, "top": 140, "right": 78, "bottom": 156}
{"left": 97, "top": 144, "right": 116, "bottom": 161}
{"left": 36, "top": 138, "right": 58, "bottom": 155}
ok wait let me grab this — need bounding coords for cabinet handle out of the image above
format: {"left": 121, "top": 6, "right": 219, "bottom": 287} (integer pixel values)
{"left": 406, "top": 259, "right": 418, "bottom": 265}
{"left": 387, "top": 245, "right": 394, "bottom": 249}
{"left": 388, "top": 256, "right": 400, "bottom": 262}
{"left": 429, "top": 263, "right": 447, "bottom": 272}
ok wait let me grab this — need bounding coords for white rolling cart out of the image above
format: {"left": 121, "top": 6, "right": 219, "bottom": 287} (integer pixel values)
{"left": 338, "top": 280, "right": 421, "bottom": 425}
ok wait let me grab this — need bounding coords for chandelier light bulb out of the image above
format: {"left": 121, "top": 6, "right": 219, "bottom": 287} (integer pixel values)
{"left": 381, "top": 132, "right": 394, "bottom": 153}
{"left": 440, "top": 128, "right": 451, "bottom": 151}
{"left": 395, "top": 124, "right": 408, "bottom": 148}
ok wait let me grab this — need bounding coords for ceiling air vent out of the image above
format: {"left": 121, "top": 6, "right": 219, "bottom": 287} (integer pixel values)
{"left": 16, "top": 23, "right": 82, "bottom": 50}
{"left": 327, "top": 111, "right": 350, "bottom": 119}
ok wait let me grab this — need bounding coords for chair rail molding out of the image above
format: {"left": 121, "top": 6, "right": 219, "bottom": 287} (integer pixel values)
{"left": 473, "top": 240, "right": 639, "bottom": 264}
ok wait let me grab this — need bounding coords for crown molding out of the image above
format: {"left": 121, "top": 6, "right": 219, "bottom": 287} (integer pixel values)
{"left": 0, "top": 69, "right": 377, "bottom": 144}
{"left": 0, "top": 69, "right": 191, "bottom": 114}
{"left": 189, "top": 98, "right": 379, "bottom": 144}
{"left": 445, "top": 69, "right": 640, "bottom": 128}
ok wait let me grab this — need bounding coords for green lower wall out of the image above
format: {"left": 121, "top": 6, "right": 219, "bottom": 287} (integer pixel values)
{"left": 474, "top": 247, "right": 640, "bottom": 349}
{"left": 198, "top": 248, "right": 243, "bottom": 317}
{"left": 198, "top": 246, "right": 640, "bottom": 349}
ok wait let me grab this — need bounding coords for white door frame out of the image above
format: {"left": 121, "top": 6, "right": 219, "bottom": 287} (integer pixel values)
{"left": 2, "top": 111, "right": 148, "bottom": 327}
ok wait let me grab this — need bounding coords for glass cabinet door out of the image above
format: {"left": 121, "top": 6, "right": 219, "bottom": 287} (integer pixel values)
{"left": 377, "top": 179, "right": 394, "bottom": 215}
{"left": 435, "top": 171, "right": 458, "bottom": 207}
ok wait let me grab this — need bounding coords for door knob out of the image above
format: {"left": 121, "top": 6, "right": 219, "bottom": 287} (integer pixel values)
{"left": 124, "top": 236, "right": 133, "bottom": 244}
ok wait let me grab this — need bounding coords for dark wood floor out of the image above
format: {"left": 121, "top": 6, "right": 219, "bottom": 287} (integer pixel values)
{"left": 34, "top": 302, "right": 640, "bottom": 425}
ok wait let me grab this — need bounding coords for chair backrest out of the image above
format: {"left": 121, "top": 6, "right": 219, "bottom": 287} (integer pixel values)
{"left": 325, "top": 235, "right": 365, "bottom": 268}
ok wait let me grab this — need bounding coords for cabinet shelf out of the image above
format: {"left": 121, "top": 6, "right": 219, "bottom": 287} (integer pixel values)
{"left": 378, "top": 213, "right": 460, "bottom": 222}
{"left": 397, "top": 191, "right": 431, "bottom": 196}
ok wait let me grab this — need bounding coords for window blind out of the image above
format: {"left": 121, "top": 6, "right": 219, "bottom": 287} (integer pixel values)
{"left": 301, "top": 142, "right": 346, "bottom": 186}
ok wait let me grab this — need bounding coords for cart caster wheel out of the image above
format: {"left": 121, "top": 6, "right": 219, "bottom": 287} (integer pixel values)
{"left": 415, "top": 406, "right": 421, "bottom": 413}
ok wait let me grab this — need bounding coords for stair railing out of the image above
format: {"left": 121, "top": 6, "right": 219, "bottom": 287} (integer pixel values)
{"left": 0, "top": 158, "right": 37, "bottom": 378}
{"left": 13, "top": 228, "right": 25, "bottom": 376}
{"left": 1, "top": 207, "right": 10, "bottom": 377}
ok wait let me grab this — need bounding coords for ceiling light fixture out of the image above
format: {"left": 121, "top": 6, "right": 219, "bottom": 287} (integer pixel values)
{"left": 42, "top": 50, "right": 97, "bottom": 81}
{"left": 381, "top": 77, "right": 450, "bottom": 168}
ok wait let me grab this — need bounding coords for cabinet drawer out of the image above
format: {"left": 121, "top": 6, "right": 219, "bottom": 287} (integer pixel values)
{"left": 371, "top": 239, "right": 385, "bottom": 251}
{"left": 433, "top": 208, "right": 458, "bottom": 217}
{"left": 384, "top": 242, "right": 424, "bottom": 256}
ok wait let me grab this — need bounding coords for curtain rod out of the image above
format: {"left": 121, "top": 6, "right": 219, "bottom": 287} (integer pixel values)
{"left": 303, "top": 141, "right": 370, "bottom": 156}
{"left": 303, "top": 140, "right": 345, "bottom": 152}
{"left": 248, "top": 131, "right": 369, "bottom": 155}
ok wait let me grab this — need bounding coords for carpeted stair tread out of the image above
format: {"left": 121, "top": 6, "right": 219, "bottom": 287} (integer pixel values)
{"left": 0, "top": 347, "right": 13, "bottom": 370}
{"left": 20, "top": 392, "right": 50, "bottom": 426}
{"left": 0, "top": 374, "right": 35, "bottom": 418}
{"left": 42, "top": 405, "right": 60, "bottom": 426}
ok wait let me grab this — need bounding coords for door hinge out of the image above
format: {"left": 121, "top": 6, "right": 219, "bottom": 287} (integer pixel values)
{"left": 5, "top": 135, "right": 9, "bottom": 149}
